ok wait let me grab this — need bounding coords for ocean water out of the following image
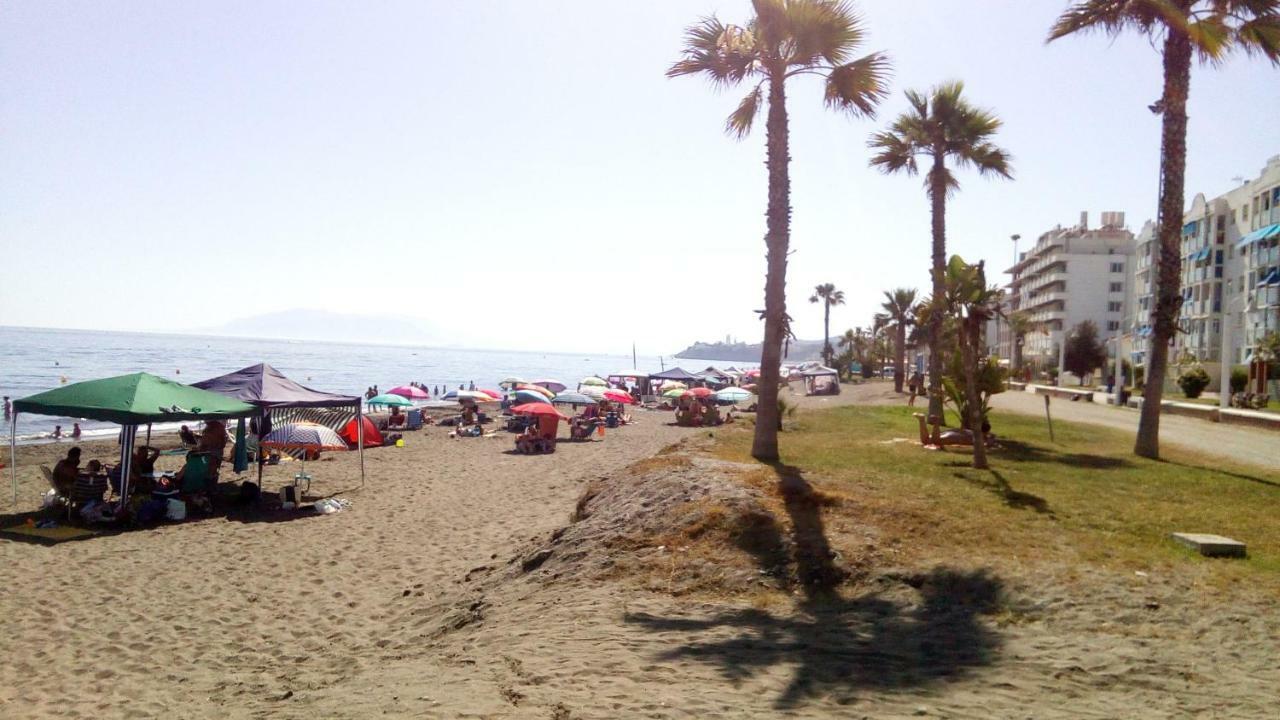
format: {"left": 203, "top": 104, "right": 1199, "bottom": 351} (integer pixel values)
{"left": 0, "top": 326, "right": 749, "bottom": 441}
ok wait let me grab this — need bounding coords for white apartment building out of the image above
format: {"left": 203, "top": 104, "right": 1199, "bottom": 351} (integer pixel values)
{"left": 999, "top": 211, "right": 1135, "bottom": 379}
{"left": 1128, "top": 154, "right": 1280, "bottom": 388}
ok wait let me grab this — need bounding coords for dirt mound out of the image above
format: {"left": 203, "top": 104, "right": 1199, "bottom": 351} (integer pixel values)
{"left": 499, "top": 447, "right": 869, "bottom": 598}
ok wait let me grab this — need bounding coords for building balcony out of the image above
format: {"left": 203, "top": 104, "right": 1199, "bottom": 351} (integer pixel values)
{"left": 1029, "top": 308, "right": 1066, "bottom": 326}
{"left": 1024, "top": 271, "right": 1068, "bottom": 293}
{"left": 1022, "top": 291, "right": 1067, "bottom": 310}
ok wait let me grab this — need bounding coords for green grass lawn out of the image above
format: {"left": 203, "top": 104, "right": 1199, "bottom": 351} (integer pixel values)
{"left": 712, "top": 405, "right": 1280, "bottom": 588}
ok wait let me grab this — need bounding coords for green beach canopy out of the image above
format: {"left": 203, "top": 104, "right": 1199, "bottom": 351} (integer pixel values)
{"left": 13, "top": 372, "right": 257, "bottom": 424}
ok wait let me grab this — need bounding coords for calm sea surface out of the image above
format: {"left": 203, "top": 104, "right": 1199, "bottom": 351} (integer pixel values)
{"left": 1, "top": 326, "right": 749, "bottom": 442}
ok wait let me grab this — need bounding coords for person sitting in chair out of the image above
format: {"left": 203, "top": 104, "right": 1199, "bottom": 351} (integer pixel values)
{"left": 51, "top": 447, "right": 81, "bottom": 497}
{"left": 387, "top": 406, "right": 406, "bottom": 428}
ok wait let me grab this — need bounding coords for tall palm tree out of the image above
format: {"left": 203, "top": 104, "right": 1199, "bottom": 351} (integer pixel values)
{"left": 1049, "top": 1, "right": 1280, "bottom": 460}
{"left": 868, "top": 81, "right": 1012, "bottom": 420}
{"left": 669, "top": 0, "right": 889, "bottom": 461}
{"left": 809, "top": 283, "right": 846, "bottom": 366}
{"left": 880, "top": 287, "right": 917, "bottom": 392}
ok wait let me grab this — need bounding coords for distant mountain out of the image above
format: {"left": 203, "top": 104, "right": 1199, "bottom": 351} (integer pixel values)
{"left": 202, "top": 309, "right": 444, "bottom": 346}
{"left": 674, "top": 339, "right": 825, "bottom": 363}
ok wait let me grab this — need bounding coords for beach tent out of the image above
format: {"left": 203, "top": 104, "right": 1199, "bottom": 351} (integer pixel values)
{"left": 649, "top": 367, "right": 699, "bottom": 383}
{"left": 9, "top": 373, "right": 257, "bottom": 506}
{"left": 193, "top": 363, "right": 366, "bottom": 486}
{"left": 799, "top": 366, "right": 841, "bottom": 396}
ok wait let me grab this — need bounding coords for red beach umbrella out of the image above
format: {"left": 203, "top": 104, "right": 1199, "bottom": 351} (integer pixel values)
{"left": 388, "top": 385, "right": 429, "bottom": 399}
{"left": 511, "top": 403, "right": 570, "bottom": 421}
{"left": 477, "top": 388, "right": 502, "bottom": 399}
{"left": 602, "top": 390, "right": 633, "bottom": 404}
{"left": 685, "top": 387, "right": 714, "bottom": 398}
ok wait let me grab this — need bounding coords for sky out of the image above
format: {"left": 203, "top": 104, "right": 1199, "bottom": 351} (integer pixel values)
{"left": 2, "top": 0, "right": 1278, "bottom": 355}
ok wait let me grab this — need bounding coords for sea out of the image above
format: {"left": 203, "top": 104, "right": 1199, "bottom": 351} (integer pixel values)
{"left": 0, "top": 326, "right": 750, "bottom": 443}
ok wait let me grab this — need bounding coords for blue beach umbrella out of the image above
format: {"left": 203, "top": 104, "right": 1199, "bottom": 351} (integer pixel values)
{"left": 552, "top": 392, "right": 595, "bottom": 406}
{"left": 715, "top": 387, "right": 753, "bottom": 405}
{"left": 511, "top": 389, "right": 552, "bottom": 405}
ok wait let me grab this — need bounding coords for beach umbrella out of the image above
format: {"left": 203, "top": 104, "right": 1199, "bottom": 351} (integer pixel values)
{"left": 531, "top": 379, "right": 568, "bottom": 393}
{"left": 661, "top": 388, "right": 685, "bottom": 399}
{"left": 367, "top": 393, "right": 413, "bottom": 407}
{"left": 477, "top": 388, "right": 503, "bottom": 399}
{"left": 579, "top": 385, "right": 607, "bottom": 400}
{"left": 602, "top": 390, "right": 633, "bottom": 404}
{"left": 715, "top": 387, "right": 753, "bottom": 404}
{"left": 685, "top": 387, "right": 714, "bottom": 398}
{"left": 262, "top": 422, "right": 348, "bottom": 475}
{"left": 744, "top": 369, "right": 761, "bottom": 378}
{"left": 510, "top": 403, "right": 570, "bottom": 421}
{"left": 552, "top": 392, "right": 595, "bottom": 406}
{"left": 742, "top": 383, "right": 758, "bottom": 392}
{"left": 388, "top": 385, "right": 429, "bottom": 400}
{"left": 457, "top": 390, "right": 499, "bottom": 403}
{"left": 579, "top": 376, "right": 607, "bottom": 387}
{"left": 658, "top": 381, "right": 687, "bottom": 391}
{"left": 519, "top": 383, "right": 555, "bottom": 398}
{"left": 262, "top": 422, "right": 348, "bottom": 451}
{"left": 511, "top": 389, "right": 552, "bottom": 405}
{"left": 499, "top": 377, "right": 525, "bottom": 388}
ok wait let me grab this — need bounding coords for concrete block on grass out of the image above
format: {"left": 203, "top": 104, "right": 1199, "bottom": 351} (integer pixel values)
{"left": 1171, "top": 532, "right": 1246, "bottom": 558}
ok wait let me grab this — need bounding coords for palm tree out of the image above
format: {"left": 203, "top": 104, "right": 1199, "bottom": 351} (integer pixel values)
{"left": 809, "top": 283, "right": 846, "bottom": 366}
{"left": 1006, "top": 310, "right": 1034, "bottom": 379}
{"left": 880, "top": 288, "right": 917, "bottom": 392}
{"left": 868, "top": 81, "right": 1012, "bottom": 420}
{"left": 940, "top": 257, "right": 1003, "bottom": 469}
{"left": 1049, "top": 1, "right": 1280, "bottom": 460}
{"left": 669, "top": 0, "right": 890, "bottom": 461}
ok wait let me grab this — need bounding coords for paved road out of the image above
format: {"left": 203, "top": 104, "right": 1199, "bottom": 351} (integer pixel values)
{"left": 990, "top": 389, "right": 1279, "bottom": 469}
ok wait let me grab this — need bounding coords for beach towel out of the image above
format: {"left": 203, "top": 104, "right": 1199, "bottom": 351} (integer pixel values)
{"left": 1, "top": 523, "right": 98, "bottom": 544}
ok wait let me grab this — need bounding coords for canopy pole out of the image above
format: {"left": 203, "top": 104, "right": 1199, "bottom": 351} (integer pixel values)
{"left": 146, "top": 423, "right": 151, "bottom": 447}
{"left": 256, "top": 410, "right": 265, "bottom": 487}
{"left": 357, "top": 402, "right": 365, "bottom": 489}
{"left": 118, "top": 425, "right": 136, "bottom": 511}
{"left": 10, "top": 413, "right": 18, "bottom": 507}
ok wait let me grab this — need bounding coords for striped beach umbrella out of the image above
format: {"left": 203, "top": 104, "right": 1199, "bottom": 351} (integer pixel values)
{"left": 579, "top": 376, "right": 607, "bottom": 387}
{"left": 511, "top": 389, "right": 552, "bottom": 405}
{"left": 262, "top": 422, "right": 348, "bottom": 451}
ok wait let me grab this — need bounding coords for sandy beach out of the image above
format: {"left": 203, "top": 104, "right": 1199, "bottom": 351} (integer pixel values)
{"left": 3, "top": 395, "right": 1278, "bottom": 719}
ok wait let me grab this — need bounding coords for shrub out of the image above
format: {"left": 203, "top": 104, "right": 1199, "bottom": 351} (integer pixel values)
{"left": 1230, "top": 366, "right": 1249, "bottom": 395}
{"left": 1177, "top": 366, "right": 1211, "bottom": 399}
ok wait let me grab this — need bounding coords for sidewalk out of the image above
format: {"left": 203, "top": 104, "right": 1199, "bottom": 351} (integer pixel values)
{"left": 989, "top": 389, "right": 1279, "bottom": 469}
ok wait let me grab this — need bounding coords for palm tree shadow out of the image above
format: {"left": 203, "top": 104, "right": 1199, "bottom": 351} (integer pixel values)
{"left": 953, "top": 470, "right": 1054, "bottom": 515}
{"left": 625, "top": 567, "right": 1003, "bottom": 708}
{"left": 1160, "top": 459, "right": 1280, "bottom": 489}
{"left": 996, "top": 439, "right": 1130, "bottom": 469}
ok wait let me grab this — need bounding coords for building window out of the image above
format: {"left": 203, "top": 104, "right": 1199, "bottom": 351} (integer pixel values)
{"left": 1108, "top": 301, "right": 1122, "bottom": 312}
{"left": 1109, "top": 282, "right": 1123, "bottom": 292}
{"left": 1110, "top": 262, "right": 1124, "bottom": 272}
{"left": 1107, "top": 321, "right": 1120, "bottom": 331}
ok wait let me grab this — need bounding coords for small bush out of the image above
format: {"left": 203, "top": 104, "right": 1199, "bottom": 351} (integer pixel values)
{"left": 1230, "top": 366, "right": 1249, "bottom": 395}
{"left": 1177, "top": 366, "right": 1211, "bottom": 399}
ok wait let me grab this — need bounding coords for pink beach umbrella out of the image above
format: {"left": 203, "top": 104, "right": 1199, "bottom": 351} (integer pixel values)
{"left": 388, "top": 385, "right": 429, "bottom": 400}
{"left": 602, "top": 390, "right": 634, "bottom": 405}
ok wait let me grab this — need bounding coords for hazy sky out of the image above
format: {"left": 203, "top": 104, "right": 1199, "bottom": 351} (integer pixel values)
{"left": 3, "top": 1, "right": 1278, "bottom": 354}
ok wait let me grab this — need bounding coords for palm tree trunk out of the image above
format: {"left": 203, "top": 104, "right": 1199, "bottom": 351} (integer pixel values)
{"left": 1135, "top": 28, "right": 1191, "bottom": 460}
{"left": 927, "top": 154, "right": 947, "bottom": 420}
{"left": 894, "top": 324, "right": 906, "bottom": 392}
{"left": 1013, "top": 335, "right": 1023, "bottom": 379}
{"left": 964, "top": 320, "right": 988, "bottom": 469}
{"left": 753, "top": 73, "right": 790, "bottom": 462}
{"left": 823, "top": 302, "right": 831, "bottom": 367}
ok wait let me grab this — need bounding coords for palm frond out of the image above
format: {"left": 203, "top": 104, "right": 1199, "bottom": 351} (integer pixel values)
{"left": 823, "top": 51, "right": 891, "bottom": 117}
{"left": 867, "top": 130, "right": 920, "bottom": 175}
{"left": 667, "top": 17, "right": 759, "bottom": 87}
{"left": 784, "top": 0, "right": 864, "bottom": 66}
{"left": 725, "top": 85, "right": 764, "bottom": 138}
{"left": 1234, "top": 13, "right": 1280, "bottom": 62}
{"left": 1047, "top": 0, "right": 1163, "bottom": 43}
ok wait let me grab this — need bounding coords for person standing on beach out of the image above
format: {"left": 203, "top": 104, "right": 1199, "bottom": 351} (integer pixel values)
{"left": 3, "top": 396, "right": 10, "bottom": 420}
{"left": 468, "top": 381, "right": 475, "bottom": 391}
{"left": 72, "top": 423, "right": 82, "bottom": 439}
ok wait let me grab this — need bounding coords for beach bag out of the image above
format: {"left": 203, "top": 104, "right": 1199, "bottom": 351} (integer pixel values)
{"left": 165, "top": 499, "right": 186, "bottom": 521}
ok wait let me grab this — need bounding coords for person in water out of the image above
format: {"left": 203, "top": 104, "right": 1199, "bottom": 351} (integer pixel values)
{"left": 71, "top": 423, "right": 82, "bottom": 439}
